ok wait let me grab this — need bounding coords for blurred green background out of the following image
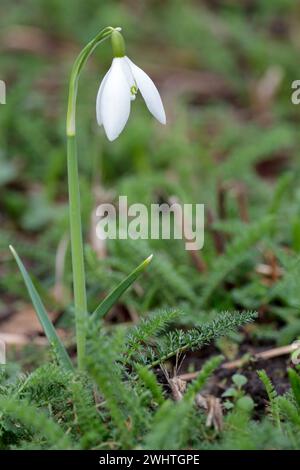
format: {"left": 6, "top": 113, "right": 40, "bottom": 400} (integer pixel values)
{"left": 1, "top": 0, "right": 300, "bottom": 351}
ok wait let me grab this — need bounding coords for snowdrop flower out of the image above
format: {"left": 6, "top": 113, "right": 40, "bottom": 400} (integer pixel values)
{"left": 96, "top": 29, "right": 166, "bottom": 141}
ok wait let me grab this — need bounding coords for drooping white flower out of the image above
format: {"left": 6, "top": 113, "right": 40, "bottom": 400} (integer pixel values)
{"left": 96, "top": 56, "right": 166, "bottom": 141}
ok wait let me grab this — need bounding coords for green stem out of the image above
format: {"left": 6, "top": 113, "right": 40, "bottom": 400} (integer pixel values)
{"left": 66, "top": 27, "right": 114, "bottom": 136}
{"left": 66, "top": 26, "right": 115, "bottom": 368}
{"left": 67, "top": 136, "right": 87, "bottom": 369}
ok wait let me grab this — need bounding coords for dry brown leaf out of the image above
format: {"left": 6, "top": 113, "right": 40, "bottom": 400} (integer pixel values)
{"left": 195, "top": 394, "right": 224, "bottom": 432}
{"left": 0, "top": 305, "right": 44, "bottom": 335}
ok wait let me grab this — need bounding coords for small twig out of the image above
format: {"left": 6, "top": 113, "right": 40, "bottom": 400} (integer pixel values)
{"left": 0, "top": 330, "right": 71, "bottom": 347}
{"left": 234, "top": 183, "right": 249, "bottom": 223}
{"left": 178, "top": 343, "right": 300, "bottom": 381}
{"left": 255, "top": 263, "right": 283, "bottom": 278}
{"left": 217, "top": 181, "right": 227, "bottom": 220}
{"left": 169, "top": 196, "right": 207, "bottom": 272}
{"left": 160, "top": 363, "right": 187, "bottom": 401}
{"left": 0, "top": 332, "right": 47, "bottom": 346}
{"left": 206, "top": 208, "right": 225, "bottom": 254}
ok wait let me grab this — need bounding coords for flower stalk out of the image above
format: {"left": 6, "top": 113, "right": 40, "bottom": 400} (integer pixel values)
{"left": 66, "top": 26, "right": 114, "bottom": 136}
{"left": 66, "top": 26, "right": 114, "bottom": 369}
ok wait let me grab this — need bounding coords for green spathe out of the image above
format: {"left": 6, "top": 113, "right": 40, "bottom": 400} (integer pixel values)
{"left": 111, "top": 29, "right": 126, "bottom": 57}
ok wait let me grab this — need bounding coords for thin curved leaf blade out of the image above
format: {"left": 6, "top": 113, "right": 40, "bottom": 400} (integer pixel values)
{"left": 9, "top": 245, "right": 73, "bottom": 372}
{"left": 92, "top": 254, "right": 153, "bottom": 321}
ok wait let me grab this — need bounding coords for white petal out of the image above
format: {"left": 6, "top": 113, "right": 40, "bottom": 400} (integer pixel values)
{"left": 119, "top": 58, "right": 135, "bottom": 89}
{"left": 126, "top": 57, "right": 166, "bottom": 124}
{"left": 118, "top": 59, "right": 137, "bottom": 101}
{"left": 96, "top": 68, "right": 111, "bottom": 126}
{"left": 100, "top": 58, "right": 131, "bottom": 141}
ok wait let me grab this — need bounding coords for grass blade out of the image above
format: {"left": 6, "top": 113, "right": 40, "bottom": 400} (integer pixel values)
{"left": 92, "top": 254, "right": 153, "bottom": 321}
{"left": 9, "top": 245, "right": 73, "bottom": 372}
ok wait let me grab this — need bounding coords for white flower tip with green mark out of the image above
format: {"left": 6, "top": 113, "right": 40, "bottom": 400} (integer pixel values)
{"left": 96, "top": 57, "right": 166, "bottom": 141}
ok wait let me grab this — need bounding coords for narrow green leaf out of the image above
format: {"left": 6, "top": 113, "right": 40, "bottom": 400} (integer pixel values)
{"left": 9, "top": 245, "right": 73, "bottom": 372}
{"left": 91, "top": 254, "right": 153, "bottom": 321}
{"left": 288, "top": 368, "right": 300, "bottom": 408}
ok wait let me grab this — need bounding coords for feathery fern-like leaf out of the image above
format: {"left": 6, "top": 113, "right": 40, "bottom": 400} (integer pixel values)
{"left": 258, "top": 370, "right": 280, "bottom": 428}
{"left": 141, "top": 310, "right": 256, "bottom": 368}
{"left": 0, "top": 396, "right": 72, "bottom": 449}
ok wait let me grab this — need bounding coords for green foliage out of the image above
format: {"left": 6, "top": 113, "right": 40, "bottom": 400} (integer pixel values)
{"left": 288, "top": 368, "right": 300, "bottom": 408}
{"left": 216, "top": 415, "right": 291, "bottom": 450}
{"left": 0, "top": 308, "right": 258, "bottom": 449}
{"left": 124, "top": 308, "right": 178, "bottom": 364}
{"left": 258, "top": 370, "right": 281, "bottom": 427}
{"left": 1, "top": 0, "right": 300, "bottom": 451}
{"left": 200, "top": 217, "right": 273, "bottom": 306}
{"left": 277, "top": 396, "right": 300, "bottom": 427}
{"left": 0, "top": 396, "right": 72, "bottom": 449}
{"left": 223, "top": 372, "right": 254, "bottom": 413}
{"left": 69, "top": 377, "right": 107, "bottom": 449}
{"left": 257, "top": 368, "right": 300, "bottom": 448}
{"left": 143, "top": 399, "right": 191, "bottom": 450}
{"left": 139, "top": 310, "right": 256, "bottom": 368}
{"left": 135, "top": 366, "right": 165, "bottom": 407}
{"left": 84, "top": 330, "right": 137, "bottom": 449}
{"left": 143, "top": 355, "right": 223, "bottom": 450}
{"left": 184, "top": 355, "right": 223, "bottom": 402}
